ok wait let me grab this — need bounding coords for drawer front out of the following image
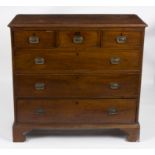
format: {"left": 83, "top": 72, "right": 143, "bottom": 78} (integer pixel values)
{"left": 14, "top": 50, "right": 141, "bottom": 74}
{"left": 103, "top": 31, "right": 142, "bottom": 49}
{"left": 13, "top": 30, "right": 56, "bottom": 48}
{"left": 16, "top": 99, "right": 137, "bottom": 124}
{"left": 15, "top": 74, "right": 139, "bottom": 98}
{"left": 58, "top": 31, "right": 101, "bottom": 48}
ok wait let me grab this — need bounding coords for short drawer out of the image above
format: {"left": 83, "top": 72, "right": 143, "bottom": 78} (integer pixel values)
{"left": 16, "top": 99, "right": 137, "bottom": 124}
{"left": 58, "top": 31, "right": 101, "bottom": 48}
{"left": 15, "top": 74, "right": 139, "bottom": 98}
{"left": 103, "top": 31, "right": 142, "bottom": 49}
{"left": 13, "top": 30, "right": 56, "bottom": 49}
{"left": 14, "top": 49, "right": 141, "bottom": 74}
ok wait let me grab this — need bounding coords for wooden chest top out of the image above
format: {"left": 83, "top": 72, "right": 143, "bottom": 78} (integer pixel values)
{"left": 8, "top": 14, "right": 147, "bottom": 28}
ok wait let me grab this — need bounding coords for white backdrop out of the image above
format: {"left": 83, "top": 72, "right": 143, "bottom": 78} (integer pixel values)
{"left": 0, "top": 6, "right": 155, "bottom": 148}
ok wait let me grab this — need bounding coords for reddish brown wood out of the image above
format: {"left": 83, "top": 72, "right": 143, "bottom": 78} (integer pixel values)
{"left": 13, "top": 30, "right": 56, "bottom": 49}
{"left": 102, "top": 31, "right": 143, "bottom": 49}
{"left": 58, "top": 31, "right": 101, "bottom": 48}
{"left": 13, "top": 123, "right": 29, "bottom": 142}
{"left": 121, "top": 125, "right": 140, "bottom": 142}
{"left": 13, "top": 123, "right": 140, "bottom": 142}
{"left": 9, "top": 14, "right": 147, "bottom": 142}
{"left": 8, "top": 14, "right": 147, "bottom": 28}
{"left": 14, "top": 74, "right": 139, "bottom": 98}
{"left": 14, "top": 49, "right": 141, "bottom": 74}
{"left": 16, "top": 99, "right": 137, "bottom": 124}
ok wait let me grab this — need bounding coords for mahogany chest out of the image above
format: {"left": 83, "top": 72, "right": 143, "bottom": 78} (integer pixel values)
{"left": 8, "top": 14, "right": 147, "bottom": 142}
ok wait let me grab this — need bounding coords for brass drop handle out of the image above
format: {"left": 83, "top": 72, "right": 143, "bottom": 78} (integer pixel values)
{"left": 108, "top": 108, "right": 118, "bottom": 115}
{"left": 73, "top": 32, "right": 84, "bottom": 44}
{"left": 116, "top": 35, "right": 127, "bottom": 44}
{"left": 35, "top": 83, "right": 45, "bottom": 90}
{"left": 29, "top": 35, "right": 40, "bottom": 44}
{"left": 34, "top": 57, "right": 45, "bottom": 65}
{"left": 110, "top": 83, "right": 120, "bottom": 89}
{"left": 34, "top": 108, "right": 45, "bottom": 115}
{"left": 110, "top": 57, "right": 120, "bottom": 64}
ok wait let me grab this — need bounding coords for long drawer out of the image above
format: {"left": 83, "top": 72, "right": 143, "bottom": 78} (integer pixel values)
{"left": 14, "top": 50, "right": 141, "bottom": 74}
{"left": 15, "top": 74, "right": 139, "bottom": 98}
{"left": 16, "top": 99, "right": 137, "bottom": 124}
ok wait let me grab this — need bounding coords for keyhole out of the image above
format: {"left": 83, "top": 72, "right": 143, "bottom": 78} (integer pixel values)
{"left": 75, "top": 76, "right": 79, "bottom": 79}
{"left": 32, "top": 33, "right": 36, "bottom": 36}
{"left": 76, "top": 52, "right": 79, "bottom": 56}
{"left": 75, "top": 101, "right": 79, "bottom": 105}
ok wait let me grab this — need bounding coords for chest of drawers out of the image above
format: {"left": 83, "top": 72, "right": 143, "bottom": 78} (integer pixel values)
{"left": 9, "top": 14, "right": 147, "bottom": 142}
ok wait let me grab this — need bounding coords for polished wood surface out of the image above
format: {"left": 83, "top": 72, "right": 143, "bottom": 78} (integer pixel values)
{"left": 14, "top": 30, "right": 56, "bottom": 49}
{"left": 9, "top": 14, "right": 147, "bottom": 142}
{"left": 8, "top": 14, "right": 147, "bottom": 28}
{"left": 13, "top": 123, "right": 140, "bottom": 142}
{"left": 102, "top": 31, "right": 142, "bottom": 49}
{"left": 14, "top": 49, "right": 141, "bottom": 74}
{"left": 16, "top": 99, "right": 137, "bottom": 124}
{"left": 15, "top": 74, "right": 139, "bottom": 98}
{"left": 58, "top": 31, "right": 101, "bottom": 48}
